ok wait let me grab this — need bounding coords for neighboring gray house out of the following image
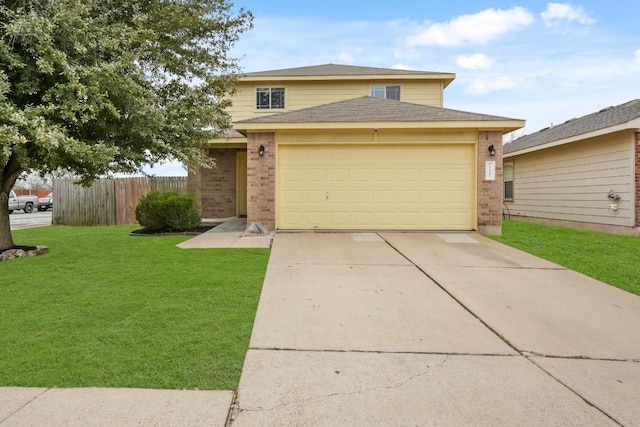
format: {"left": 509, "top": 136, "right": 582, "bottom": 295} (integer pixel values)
{"left": 503, "top": 99, "right": 640, "bottom": 236}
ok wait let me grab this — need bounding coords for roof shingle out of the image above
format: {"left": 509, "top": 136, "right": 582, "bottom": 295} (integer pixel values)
{"left": 243, "top": 63, "right": 451, "bottom": 77}
{"left": 237, "top": 96, "right": 520, "bottom": 124}
{"left": 504, "top": 99, "right": 640, "bottom": 154}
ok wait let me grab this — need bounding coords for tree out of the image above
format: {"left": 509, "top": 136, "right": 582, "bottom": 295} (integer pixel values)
{"left": 0, "top": 0, "right": 252, "bottom": 251}
{"left": 14, "top": 171, "right": 53, "bottom": 190}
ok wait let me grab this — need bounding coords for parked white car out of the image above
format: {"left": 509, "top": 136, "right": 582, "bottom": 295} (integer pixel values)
{"left": 8, "top": 190, "right": 37, "bottom": 214}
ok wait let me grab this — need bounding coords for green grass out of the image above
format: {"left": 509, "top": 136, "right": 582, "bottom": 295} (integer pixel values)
{"left": 490, "top": 220, "right": 640, "bottom": 296}
{"left": 0, "top": 226, "right": 270, "bottom": 390}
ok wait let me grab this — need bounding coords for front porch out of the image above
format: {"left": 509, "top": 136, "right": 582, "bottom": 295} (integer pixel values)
{"left": 188, "top": 146, "right": 247, "bottom": 219}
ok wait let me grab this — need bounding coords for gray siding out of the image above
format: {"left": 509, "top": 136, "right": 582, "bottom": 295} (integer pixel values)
{"left": 506, "top": 131, "right": 635, "bottom": 227}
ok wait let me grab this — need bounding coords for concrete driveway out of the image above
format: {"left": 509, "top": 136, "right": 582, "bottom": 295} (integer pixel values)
{"left": 233, "top": 232, "right": 640, "bottom": 426}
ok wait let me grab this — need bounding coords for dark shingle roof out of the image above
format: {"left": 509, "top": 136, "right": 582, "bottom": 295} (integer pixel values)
{"left": 237, "top": 96, "right": 520, "bottom": 124}
{"left": 243, "top": 63, "right": 451, "bottom": 77}
{"left": 504, "top": 99, "right": 640, "bottom": 154}
{"left": 224, "top": 129, "right": 245, "bottom": 138}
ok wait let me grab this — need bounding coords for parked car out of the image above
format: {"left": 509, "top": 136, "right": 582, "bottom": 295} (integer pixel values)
{"left": 37, "top": 193, "right": 53, "bottom": 211}
{"left": 8, "top": 190, "right": 37, "bottom": 214}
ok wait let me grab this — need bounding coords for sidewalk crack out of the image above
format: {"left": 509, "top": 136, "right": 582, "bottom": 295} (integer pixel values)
{"left": 235, "top": 357, "right": 448, "bottom": 415}
{"left": 0, "top": 388, "right": 51, "bottom": 425}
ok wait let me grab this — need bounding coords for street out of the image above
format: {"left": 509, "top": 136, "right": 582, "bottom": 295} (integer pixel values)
{"left": 9, "top": 210, "right": 52, "bottom": 229}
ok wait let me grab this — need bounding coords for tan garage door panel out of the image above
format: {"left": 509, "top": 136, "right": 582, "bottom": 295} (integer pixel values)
{"left": 278, "top": 144, "right": 474, "bottom": 230}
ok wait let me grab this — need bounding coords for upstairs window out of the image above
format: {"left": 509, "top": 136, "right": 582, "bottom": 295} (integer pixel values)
{"left": 256, "top": 87, "right": 285, "bottom": 109}
{"left": 504, "top": 161, "right": 514, "bottom": 200}
{"left": 371, "top": 85, "right": 400, "bottom": 100}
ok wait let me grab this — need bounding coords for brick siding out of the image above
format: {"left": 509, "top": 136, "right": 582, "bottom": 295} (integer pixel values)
{"left": 188, "top": 148, "right": 238, "bottom": 218}
{"left": 477, "top": 131, "right": 503, "bottom": 235}
{"left": 636, "top": 132, "right": 640, "bottom": 228}
{"left": 247, "top": 133, "right": 276, "bottom": 230}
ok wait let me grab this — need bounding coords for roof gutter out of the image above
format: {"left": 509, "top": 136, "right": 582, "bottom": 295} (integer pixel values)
{"left": 235, "top": 119, "right": 525, "bottom": 135}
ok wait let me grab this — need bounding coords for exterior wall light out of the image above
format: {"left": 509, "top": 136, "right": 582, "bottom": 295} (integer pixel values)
{"left": 258, "top": 144, "right": 265, "bottom": 156}
{"left": 488, "top": 144, "right": 496, "bottom": 156}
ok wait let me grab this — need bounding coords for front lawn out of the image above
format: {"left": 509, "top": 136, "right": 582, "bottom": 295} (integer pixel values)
{"left": 0, "top": 226, "right": 269, "bottom": 390}
{"left": 490, "top": 221, "right": 640, "bottom": 296}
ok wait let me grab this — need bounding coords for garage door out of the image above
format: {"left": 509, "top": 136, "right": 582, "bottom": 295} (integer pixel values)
{"left": 277, "top": 144, "right": 475, "bottom": 230}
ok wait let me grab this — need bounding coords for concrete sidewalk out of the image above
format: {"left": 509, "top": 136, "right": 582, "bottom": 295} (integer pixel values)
{"left": 177, "top": 217, "right": 273, "bottom": 249}
{"left": 1, "top": 388, "right": 233, "bottom": 426}
{"left": 232, "top": 232, "right": 640, "bottom": 426}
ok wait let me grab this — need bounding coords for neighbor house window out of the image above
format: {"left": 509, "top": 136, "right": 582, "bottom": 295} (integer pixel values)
{"left": 504, "top": 161, "right": 514, "bottom": 200}
{"left": 256, "top": 87, "right": 285, "bottom": 109}
{"left": 371, "top": 85, "right": 400, "bottom": 100}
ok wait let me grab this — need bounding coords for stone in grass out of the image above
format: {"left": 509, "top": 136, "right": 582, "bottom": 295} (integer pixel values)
{"left": 0, "top": 245, "right": 49, "bottom": 262}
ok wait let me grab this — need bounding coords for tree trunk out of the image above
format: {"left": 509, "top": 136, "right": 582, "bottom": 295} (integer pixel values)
{"left": 1, "top": 154, "right": 23, "bottom": 251}
{"left": 0, "top": 190, "right": 16, "bottom": 251}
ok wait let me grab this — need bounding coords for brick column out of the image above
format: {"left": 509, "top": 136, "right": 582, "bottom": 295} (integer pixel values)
{"left": 635, "top": 132, "right": 640, "bottom": 228}
{"left": 187, "top": 166, "right": 202, "bottom": 213}
{"left": 477, "top": 131, "right": 503, "bottom": 235}
{"left": 247, "top": 132, "right": 276, "bottom": 230}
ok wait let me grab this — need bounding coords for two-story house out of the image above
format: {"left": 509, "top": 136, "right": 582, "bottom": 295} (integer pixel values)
{"left": 187, "top": 64, "right": 524, "bottom": 234}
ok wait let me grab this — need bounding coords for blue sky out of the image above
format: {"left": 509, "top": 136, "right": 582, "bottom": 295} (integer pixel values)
{"left": 148, "top": 1, "right": 640, "bottom": 175}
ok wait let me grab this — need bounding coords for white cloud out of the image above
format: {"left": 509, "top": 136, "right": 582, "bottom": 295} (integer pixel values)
{"left": 457, "top": 53, "right": 495, "bottom": 70}
{"left": 466, "top": 77, "right": 520, "bottom": 94}
{"left": 541, "top": 3, "right": 596, "bottom": 27}
{"left": 338, "top": 51, "right": 356, "bottom": 64}
{"left": 393, "top": 63, "right": 416, "bottom": 70}
{"left": 406, "top": 7, "right": 534, "bottom": 47}
{"left": 393, "top": 47, "right": 422, "bottom": 60}
{"left": 635, "top": 49, "right": 640, "bottom": 63}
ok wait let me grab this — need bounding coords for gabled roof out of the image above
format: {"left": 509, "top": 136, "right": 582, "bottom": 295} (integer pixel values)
{"left": 504, "top": 99, "right": 640, "bottom": 155}
{"left": 235, "top": 96, "right": 524, "bottom": 132}
{"left": 244, "top": 63, "right": 450, "bottom": 77}
{"left": 241, "top": 63, "right": 456, "bottom": 87}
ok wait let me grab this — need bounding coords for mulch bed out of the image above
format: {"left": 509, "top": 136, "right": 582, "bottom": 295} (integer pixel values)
{"left": 130, "top": 224, "right": 219, "bottom": 236}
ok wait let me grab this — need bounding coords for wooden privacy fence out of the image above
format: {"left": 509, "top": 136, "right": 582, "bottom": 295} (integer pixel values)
{"left": 52, "top": 177, "right": 188, "bottom": 226}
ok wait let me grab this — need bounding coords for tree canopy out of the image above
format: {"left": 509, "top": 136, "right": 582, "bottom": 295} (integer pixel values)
{"left": 0, "top": 0, "right": 253, "bottom": 250}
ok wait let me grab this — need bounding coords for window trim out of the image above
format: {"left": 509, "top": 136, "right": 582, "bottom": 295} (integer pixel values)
{"left": 255, "top": 87, "right": 286, "bottom": 110}
{"left": 504, "top": 160, "right": 514, "bottom": 202}
{"left": 370, "top": 85, "right": 401, "bottom": 101}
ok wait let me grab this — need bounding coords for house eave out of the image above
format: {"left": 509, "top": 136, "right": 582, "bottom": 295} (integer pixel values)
{"left": 206, "top": 140, "right": 247, "bottom": 149}
{"left": 504, "top": 118, "right": 640, "bottom": 158}
{"left": 235, "top": 120, "right": 525, "bottom": 135}
{"left": 240, "top": 73, "right": 456, "bottom": 87}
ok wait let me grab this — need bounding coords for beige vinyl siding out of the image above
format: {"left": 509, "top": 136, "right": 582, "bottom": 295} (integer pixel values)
{"left": 507, "top": 131, "right": 635, "bottom": 227}
{"left": 229, "top": 80, "right": 444, "bottom": 122}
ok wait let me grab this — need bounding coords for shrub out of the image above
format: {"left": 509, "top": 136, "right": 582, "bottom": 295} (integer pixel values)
{"left": 135, "top": 191, "right": 200, "bottom": 231}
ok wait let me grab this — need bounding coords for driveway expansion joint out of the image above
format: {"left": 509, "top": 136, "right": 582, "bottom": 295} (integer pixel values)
{"left": 523, "top": 351, "right": 640, "bottom": 363}
{"left": 527, "top": 357, "right": 625, "bottom": 426}
{"left": 273, "top": 262, "right": 413, "bottom": 267}
{"left": 447, "top": 265, "right": 567, "bottom": 271}
{"left": 380, "top": 235, "right": 524, "bottom": 357}
{"left": 225, "top": 390, "right": 240, "bottom": 427}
